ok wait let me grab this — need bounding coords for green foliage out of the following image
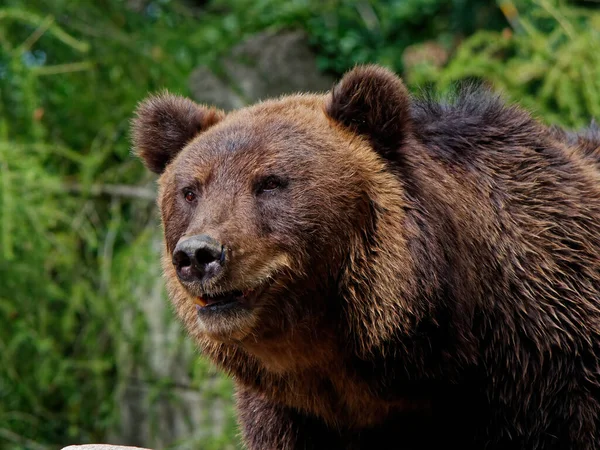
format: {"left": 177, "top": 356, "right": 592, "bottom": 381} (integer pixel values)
{"left": 408, "top": 0, "right": 600, "bottom": 128}
{"left": 1, "top": 0, "right": 598, "bottom": 449}
{"left": 0, "top": 2, "right": 241, "bottom": 448}
{"left": 1, "top": 11, "right": 114, "bottom": 448}
{"left": 206, "top": 0, "right": 504, "bottom": 75}
{"left": 303, "top": 0, "right": 505, "bottom": 74}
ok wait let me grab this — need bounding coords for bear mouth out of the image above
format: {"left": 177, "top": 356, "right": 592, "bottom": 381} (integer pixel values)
{"left": 193, "top": 285, "right": 265, "bottom": 311}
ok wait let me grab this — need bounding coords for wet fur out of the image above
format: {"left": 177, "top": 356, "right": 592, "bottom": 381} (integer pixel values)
{"left": 133, "top": 65, "right": 600, "bottom": 449}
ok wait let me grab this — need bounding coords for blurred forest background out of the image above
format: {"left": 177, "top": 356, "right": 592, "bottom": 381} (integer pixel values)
{"left": 1, "top": 0, "right": 599, "bottom": 449}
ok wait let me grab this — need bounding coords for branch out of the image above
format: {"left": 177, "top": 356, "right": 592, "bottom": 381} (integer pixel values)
{"left": 64, "top": 183, "right": 156, "bottom": 201}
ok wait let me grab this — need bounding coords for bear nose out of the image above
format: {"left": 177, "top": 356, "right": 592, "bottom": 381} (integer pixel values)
{"left": 172, "top": 235, "right": 225, "bottom": 283}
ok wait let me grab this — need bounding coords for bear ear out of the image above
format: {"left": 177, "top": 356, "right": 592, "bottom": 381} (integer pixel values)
{"left": 325, "top": 65, "right": 412, "bottom": 161}
{"left": 132, "top": 93, "right": 224, "bottom": 174}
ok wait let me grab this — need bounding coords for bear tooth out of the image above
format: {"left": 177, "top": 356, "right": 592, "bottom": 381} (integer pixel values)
{"left": 195, "top": 296, "right": 207, "bottom": 307}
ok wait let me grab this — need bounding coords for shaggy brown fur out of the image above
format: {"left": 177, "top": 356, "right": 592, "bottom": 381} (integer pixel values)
{"left": 132, "top": 65, "right": 600, "bottom": 449}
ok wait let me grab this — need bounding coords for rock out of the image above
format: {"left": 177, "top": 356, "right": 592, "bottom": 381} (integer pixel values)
{"left": 188, "top": 67, "right": 246, "bottom": 111}
{"left": 189, "top": 30, "right": 335, "bottom": 110}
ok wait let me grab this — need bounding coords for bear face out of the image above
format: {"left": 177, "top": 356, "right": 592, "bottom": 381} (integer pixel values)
{"left": 133, "top": 67, "right": 414, "bottom": 348}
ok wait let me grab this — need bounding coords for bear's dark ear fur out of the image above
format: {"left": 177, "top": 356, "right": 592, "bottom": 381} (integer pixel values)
{"left": 132, "top": 93, "right": 224, "bottom": 174}
{"left": 325, "top": 65, "right": 412, "bottom": 161}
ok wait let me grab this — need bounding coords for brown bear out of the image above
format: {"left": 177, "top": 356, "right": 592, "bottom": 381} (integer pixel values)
{"left": 132, "top": 65, "right": 600, "bottom": 449}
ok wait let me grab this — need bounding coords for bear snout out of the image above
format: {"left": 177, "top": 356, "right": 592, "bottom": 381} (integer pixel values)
{"left": 172, "top": 234, "right": 226, "bottom": 284}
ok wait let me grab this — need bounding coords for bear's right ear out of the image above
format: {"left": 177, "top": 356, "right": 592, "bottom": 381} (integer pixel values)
{"left": 132, "top": 93, "right": 224, "bottom": 174}
{"left": 325, "top": 65, "right": 412, "bottom": 162}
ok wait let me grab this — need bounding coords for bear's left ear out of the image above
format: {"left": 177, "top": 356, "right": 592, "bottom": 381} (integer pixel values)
{"left": 132, "top": 93, "right": 224, "bottom": 174}
{"left": 325, "top": 65, "right": 412, "bottom": 161}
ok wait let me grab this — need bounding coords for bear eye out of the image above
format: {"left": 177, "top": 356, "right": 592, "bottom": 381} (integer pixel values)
{"left": 257, "top": 176, "right": 283, "bottom": 194}
{"left": 183, "top": 189, "right": 197, "bottom": 203}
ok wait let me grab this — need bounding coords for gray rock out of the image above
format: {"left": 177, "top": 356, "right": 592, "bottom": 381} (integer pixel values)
{"left": 188, "top": 66, "right": 246, "bottom": 111}
{"left": 189, "top": 30, "right": 335, "bottom": 110}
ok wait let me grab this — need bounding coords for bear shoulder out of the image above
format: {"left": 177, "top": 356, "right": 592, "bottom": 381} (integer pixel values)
{"left": 410, "top": 85, "right": 543, "bottom": 162}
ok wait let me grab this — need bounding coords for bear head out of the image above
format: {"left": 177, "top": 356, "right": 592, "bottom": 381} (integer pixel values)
{"left": 132, "top": 66, "right": 420, "bottom": 364}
